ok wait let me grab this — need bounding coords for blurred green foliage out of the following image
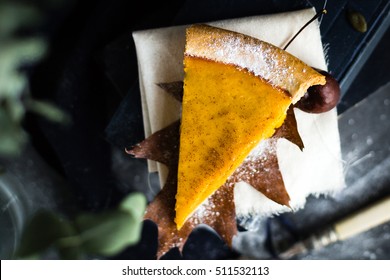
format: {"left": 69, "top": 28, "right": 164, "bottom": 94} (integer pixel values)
{"left": 16, "top": 193, "right": 147, "bottom": 259}
{"left": 0, "top": 0, "right": 69, "bottom": 156}
{"left": 1, "top": 1, "right": 148, "bottom": 260}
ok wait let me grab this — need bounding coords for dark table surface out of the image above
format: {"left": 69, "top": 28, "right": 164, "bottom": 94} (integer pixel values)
{"left": 2, "top": 0, "right": 389, "bottom": 259}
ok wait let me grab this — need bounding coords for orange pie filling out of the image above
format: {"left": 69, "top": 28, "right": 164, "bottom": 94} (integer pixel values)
{"left": 174, "top": 24, "right": 326, "bottom": 229}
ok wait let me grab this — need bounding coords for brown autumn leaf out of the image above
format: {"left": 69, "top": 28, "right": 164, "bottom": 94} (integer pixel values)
{"left": 126, "top": 82, "right": 304, "bottom": 258}
{"left": 274, "top": 106, "right": 304, "bottom": 150}
{"left": 226, "top": 138, "right": 289, "bottom": 206}
{"left": 157, "top": 81, "right": 184, "bottom": 102}
{"left": 126, "top": 121, "right": 180, "bottom": 166}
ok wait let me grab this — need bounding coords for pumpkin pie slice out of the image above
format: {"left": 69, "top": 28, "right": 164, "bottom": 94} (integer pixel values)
{"left": 175, "top": 24, "right": 326, "bottom": 229}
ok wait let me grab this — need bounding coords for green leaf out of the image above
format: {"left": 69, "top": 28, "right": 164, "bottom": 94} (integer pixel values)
{"left": 27, "top": 99, "right": 71, "bottom": 124}
{"left": 16, "top": 210, "right": 77, "bottom": 259}
{"left": 0, "top": 108, "right": 27, "bottom": 156}
{"left": 119, "top": 192, "right": 147, "bottom": 219}
{"left": 5, "top": 94, "right": 26, "bottom": 123}
{"left": 75, "top": 209, "right": 143, "bottom": 256}
{"left": 0, "top": 72, "right": 27, "bottom": 101}
{"left": 0, "top": 38, "right": 47, "bottom": 79}
{"left": 0, "top": 3, "right": 41, "bottom": 38}
{"left": 56, "top": 236, "right": 83, "bottom": 260}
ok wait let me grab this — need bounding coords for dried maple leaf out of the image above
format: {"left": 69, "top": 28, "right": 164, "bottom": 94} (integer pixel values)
{"left": 127, "top": 121, "right": 180, "bottom": 166}
{"left": 127, "top": 82, "right": 304, "bottom": 258}
{"left": 157, "top": 82, "right": 184, "bottom": 102}
{"left": 274, "top": 106, "right": 304, "bottom": 151}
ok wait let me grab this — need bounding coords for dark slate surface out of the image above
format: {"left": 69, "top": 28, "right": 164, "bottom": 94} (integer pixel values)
{"left": 22, "top": 0, "right": 390, "bottom": 259}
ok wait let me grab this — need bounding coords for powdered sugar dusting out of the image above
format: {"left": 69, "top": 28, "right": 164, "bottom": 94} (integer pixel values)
{"left": 229, "top": 140, "right": 271, "bottom": 183}
{"left": 246, "top": 139, "right": 274, "bottom": 161}
{"left": 191, "top": 196, "right": 215, "bottom": 220}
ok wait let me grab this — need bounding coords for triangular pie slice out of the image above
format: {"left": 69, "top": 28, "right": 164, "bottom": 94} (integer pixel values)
{"left": 175, "top": 24, "right": 326, "bottom": 229}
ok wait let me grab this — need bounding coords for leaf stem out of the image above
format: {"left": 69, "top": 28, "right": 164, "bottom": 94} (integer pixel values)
{"left": 283, "top": 9, "right": 327, "bottom": 51}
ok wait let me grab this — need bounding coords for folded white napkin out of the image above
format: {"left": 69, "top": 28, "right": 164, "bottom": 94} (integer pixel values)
{"left": 132, "top": 8, "right": 345, "bottom": 218}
